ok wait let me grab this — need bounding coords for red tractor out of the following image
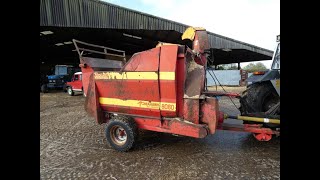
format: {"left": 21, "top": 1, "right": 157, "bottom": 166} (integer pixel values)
{"left": 73, "top": 27, "right": 280, "bottom": 152}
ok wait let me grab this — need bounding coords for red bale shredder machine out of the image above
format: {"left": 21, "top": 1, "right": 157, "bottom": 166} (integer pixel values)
{"left": 73, "top": 27, "right": 280, "bottom": 152}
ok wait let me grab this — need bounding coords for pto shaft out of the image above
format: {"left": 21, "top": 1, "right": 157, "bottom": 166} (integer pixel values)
{"left": 225, "top": 114, "right": 280, "bottom": 124}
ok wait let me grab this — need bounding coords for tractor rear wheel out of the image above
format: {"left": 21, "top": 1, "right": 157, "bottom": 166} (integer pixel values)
{"left": 105, "top": 116, "right": 138, "bottom": 152}
{"left": 239, "top": 82, "right": 280, "bottom": 128}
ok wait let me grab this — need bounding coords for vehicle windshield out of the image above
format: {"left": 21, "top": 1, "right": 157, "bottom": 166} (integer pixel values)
{"left": 271, "top": 43, "right": 280, "bottom": 70}
{"left": 55, "top": 66, "right": 68, "bottom": 75}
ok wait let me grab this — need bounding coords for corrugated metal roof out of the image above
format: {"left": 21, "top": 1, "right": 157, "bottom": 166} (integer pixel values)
{"left": 40, "top": 0, "right": 273, "bottom": 57}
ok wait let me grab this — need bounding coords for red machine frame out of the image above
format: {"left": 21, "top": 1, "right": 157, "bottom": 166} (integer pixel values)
{"left": 73, "top": 27, "right": 279, "bottom": 143}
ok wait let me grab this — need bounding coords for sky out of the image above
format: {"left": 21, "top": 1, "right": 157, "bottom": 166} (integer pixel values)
{"left": 101, "top": 0, "right": 280, "bottom": 68}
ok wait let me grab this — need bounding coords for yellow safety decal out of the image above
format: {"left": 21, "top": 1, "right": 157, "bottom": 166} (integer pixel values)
{"left": 94, "top": 71, "right": 175, "bottom": 80}
{"left": 159, "top": 72, "right": 175, "bottom": 80}
{"left": 99, "top": 97, "right": 176, "bottom": 111}
{"left": 94, "top": 72, "right": 157, "bottom": 80}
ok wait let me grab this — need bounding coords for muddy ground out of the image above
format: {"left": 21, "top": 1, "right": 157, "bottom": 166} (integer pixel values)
{"left": 40, "top": 86, "right": 280, "bottom": 180}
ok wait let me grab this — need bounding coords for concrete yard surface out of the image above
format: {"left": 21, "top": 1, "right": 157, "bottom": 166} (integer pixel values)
{"left": 40, "top": 87, "right": 280, "bottom": 180}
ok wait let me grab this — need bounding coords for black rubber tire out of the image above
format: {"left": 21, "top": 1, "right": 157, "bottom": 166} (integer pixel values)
{"left": 67, "top": 87, "right": 74, "bottom": 96}
{"left": 239, "top": 82, "right": 280, "bottom": 127}
{"left": 41, "top": 84, "right": 48, "bottom": 93}
{"left": 105, "top": 116, "right": 138, "bottom": 152}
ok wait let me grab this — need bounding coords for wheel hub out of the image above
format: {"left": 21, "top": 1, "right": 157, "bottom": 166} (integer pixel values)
{"left": 110, "top": 126, "right": 127, "bottom": 145}
{"left": 262, "top": 93, "right": 280, "bottom": 113}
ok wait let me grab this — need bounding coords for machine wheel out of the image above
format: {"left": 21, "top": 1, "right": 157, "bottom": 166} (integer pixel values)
{"left": 105, "top": 116, "right": 138, "bottom": 152}
{"left": 67, "top": 87, "right": 74, "bottom": 96}
{"left": 41, "top": 84, "right": 48, "bottom": 93}
{"left": 239, "top": 82, "right": 280, "bottom": 128}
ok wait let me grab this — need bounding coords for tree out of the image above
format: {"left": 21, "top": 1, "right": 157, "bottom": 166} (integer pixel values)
{"left": 216, "top": 65, "right": 225, "bottom": 70}
{"left": 216, "top": 64, "right": 235, "bottom": 70}
{"left": 226, "top": 63, "right": 238, "bottom": 70}
{"left": 243, "top": 62, "right": 268, "bottom": 72}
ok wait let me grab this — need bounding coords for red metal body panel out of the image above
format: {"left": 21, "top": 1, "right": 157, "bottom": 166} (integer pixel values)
{"left": 200, "top": 97, "right": 219, "bottom": 134}
{"left": 159, "top": 81, "right": 177, "bottom": 117}
{"left": 159, "top": 45, "right": 178, "bottom": 117}
{"left": 183, "top": 99, "right": 199, "bottom": 124}
{"left": 158, "top": 81, "right": 176, "bottom": 102}
{"left": 176, "top": 48, "right": 186, "bottom": 118}
{"left": 101, "top": 106, "right": 161, "bottom": 118}
{"left": 193, "top": 31, "right": 209, "bottom": 66}
{"left": 134, "top": 117, "right": 208, "bottom": 138}
{"left": 81, "top": 65, "right": 94, "bottom": 96}
{"left": 93, "top": 47, "right": 163, "bottom": 118}
{"left": 123, "top": 48, "right": 160, "bottom": 71}
{"left": 95, "top": 80, "right": 160, "bottom": 101}
{"left": 84, "top": 73, "right": 105, "bottom": 124}
{"left": 159, "top": 45, "right": 178, "bottom": 71}
{"left": 96, "top": 78, "right": 160, "bottom": 117}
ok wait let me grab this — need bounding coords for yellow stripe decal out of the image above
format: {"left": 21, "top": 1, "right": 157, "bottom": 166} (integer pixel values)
{"left": 99, "top": 97, "right": 176, "bottom": 111}
{"left": 94, "top": 71, "right": 175, "bottom": 80}
{"left": 159, "top": 72, "right": 175, "bottom": 80}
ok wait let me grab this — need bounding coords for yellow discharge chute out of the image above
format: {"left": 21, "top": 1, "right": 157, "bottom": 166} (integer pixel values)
{"left": 181, "top": 27, "right": 206, "bottom": 41}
